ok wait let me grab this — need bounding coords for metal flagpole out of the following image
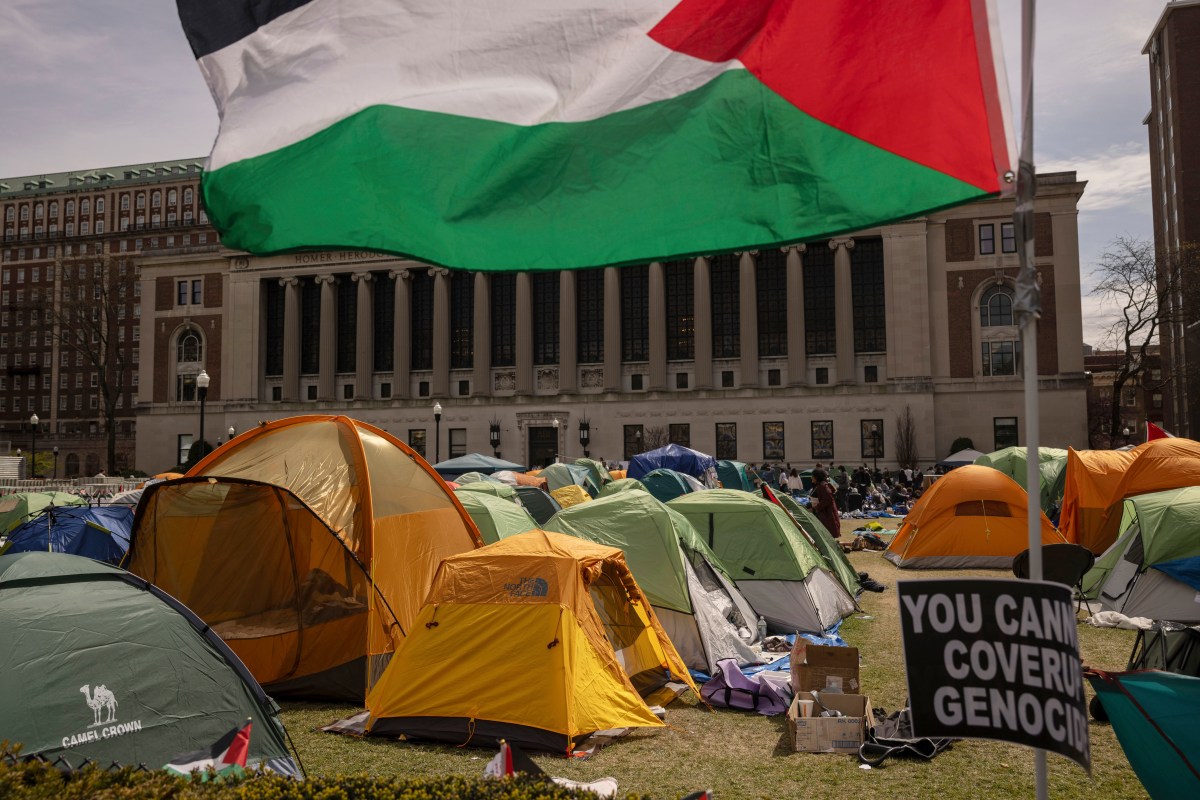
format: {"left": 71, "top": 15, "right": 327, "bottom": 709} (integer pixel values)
{"left": 1014, "top": 1, "right": 1048, "bottom": 798}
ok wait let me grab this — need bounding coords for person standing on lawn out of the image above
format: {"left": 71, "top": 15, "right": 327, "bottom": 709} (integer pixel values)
{"left": 810, "top": 468, "right": 841, "bottom": 540}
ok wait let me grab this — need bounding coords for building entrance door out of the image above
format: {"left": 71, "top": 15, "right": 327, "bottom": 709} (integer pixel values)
{"left": 528, "top": 426, "right": 557, "bottom": 469}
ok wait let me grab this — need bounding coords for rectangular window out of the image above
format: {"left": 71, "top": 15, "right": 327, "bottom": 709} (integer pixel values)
{"left": 979, "top": 223, "right": 996, "bottom": 255}
{"left": 532, "top": 271, "right": 559, "bottom": 366}
{"left": 994, "top": 417, "right": 1019, "bottom": 450}
{"left": 763, "top": 421, "right": 785, "bottom": 460}
{"left": 373, "top": 271, "right": 395, "bottom": 372}
{"left": 408, "top": 430, "right": 427, "bottom": 457}
{"left": 177, "top": 280, "right": 188, "bottom": 305}
{"left": 665, "top": 259, "right": 694, "bottom": 360}
{"left": 804, "top": 243, "right": 835, "bottom": 355}
{"left": 864, "top": 365, "right": 879, "bottom": 383}
{"left": 307, "top": 384, "right": 317, "bottom": 400}
{"left": 711, "top": 253, "right": 740, "bottom": 358}
{"left": 851, "top": 237, "right": 886, "bottom": 353}
{"left": 191, "top": 278, "right": 202, "bottom": 305}
{"left": 721, "top": 370, "right": 734, "bottom": 388}
{"left": 576, "top": 268, "right": 604, "bottom": 364}
{"left": 811, "top": 420, "right": 834, "bottom": 459}
{"left": 715, "top": 422, "right": 737, "bottom": 460}
{"left": 450, "top": 271, "right": 474, "bottom": 370}
{"left": 815, "top": 367, "right": 829, "bottom": 385}
{"left": 621, "top": 265, "right": 649, "bottom": 362}
{"left": 756, "top": 249, "right": 787, "bottom": 357}
{"left": 631, "top": 373, "right": 644, "bottom": 391}
{"left": 669, "top": 423, "right": 691, "bottom": 447}
{"left": 623, "top": 424, "right": 644, "bottom": 461}
{"left": 449, "top": 428, "right": 467, "bottom": 458}
{"left": 1001, "top": 222, "right": 1016, "bottom": 253}
{"left": 490, "top": 273, "right": 516, "bottom": 367}
{"left": 272, "top": 386, "right": 282, "bottom": 401}
{"left": 861, "top": 419, "right": 884, "bottom": 459}
{"left": 767, "top": 368, "right": 781, "bottom": 386}
{"left": 380, "top": 382, "right": 392, "bottom": 399}
{"left": 981, "top": 340, "right": 1021, "bottom": 376}
{"left": 410, "top": 271, "right": 433, "bottom": 370}
{"left": 263, "top": 279, "right": 285, "bottom": 376}
{"left": 418, "top": 380, "right": 430, "bottom": 397}
{"left": 675, "top": 372, "right": 689, "bottom": 389}
{"left": 336, "top": 277, "right": 357, "bottom": 374}
{"left": 458, "top": 379, "right": 470, "bottom": 396}
{"left": 343, "top": 383, "right": 354, "bottom": 399}
{"left": 178, "top": 434, "right": 194, "bottom": 464}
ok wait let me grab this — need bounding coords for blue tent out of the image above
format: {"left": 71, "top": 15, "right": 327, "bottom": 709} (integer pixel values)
{"left": 1, "top": 505, "right": 134, "bottom": 564}
{"left": 627, "top": 444, "right": 717, "bottom": 481}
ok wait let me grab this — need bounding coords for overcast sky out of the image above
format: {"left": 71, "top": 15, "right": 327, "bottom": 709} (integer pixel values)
{"left": 0, "top": 1, "right": 1168, "bottom": 346}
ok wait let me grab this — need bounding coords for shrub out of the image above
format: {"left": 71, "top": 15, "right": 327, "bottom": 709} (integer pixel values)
{"left": 949, "top": 437, "right": 975, "bottom": 454}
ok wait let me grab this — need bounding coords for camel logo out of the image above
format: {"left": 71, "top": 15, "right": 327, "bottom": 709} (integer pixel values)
{"left": 505, "top": 577, "right": 549, "bottom": 598}
{"left": 80, "top": 684, "right": 118, "bottom": 727}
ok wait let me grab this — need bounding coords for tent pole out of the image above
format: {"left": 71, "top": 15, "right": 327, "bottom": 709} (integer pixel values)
{"left": 1014, "top": 1, "right": 1048, "bottom": 798}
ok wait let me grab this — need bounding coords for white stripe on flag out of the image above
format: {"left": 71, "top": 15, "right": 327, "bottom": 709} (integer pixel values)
{"left": 201, "top": 0, "right": 737, "bottom": 170}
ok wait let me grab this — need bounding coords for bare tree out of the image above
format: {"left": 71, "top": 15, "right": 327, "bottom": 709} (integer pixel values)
{"left": 894, "top": 405, "right": 919, "bottom": 469}
{"left": 22, "top": 242, "right": 138, "bottom": 473}
{"left": 643, "top": 425, "right": 669, "bottom": 451}
{"left": 1091, "top": 237, "right": 1200, "bottom": 441}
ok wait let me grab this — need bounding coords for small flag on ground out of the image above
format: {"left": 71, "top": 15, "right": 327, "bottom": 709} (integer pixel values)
{"left": 178, "top": 0, "right": 1014, "bottom": 272}
{"left": 483, "top": 739, "right": 619, "bottom": 798}
{"left": 1147, "top": 421, "right": 1175, "bottom": 441}
{"left": 164, "top": 719, "right": 252, "bottom": 779}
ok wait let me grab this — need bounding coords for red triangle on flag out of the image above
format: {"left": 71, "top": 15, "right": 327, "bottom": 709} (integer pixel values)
{"left": 1147, "top": 421, "right": 1174, "bottom": 441}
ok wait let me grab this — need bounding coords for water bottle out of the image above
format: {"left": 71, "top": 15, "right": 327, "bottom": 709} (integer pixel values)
{"left": 757, "top": 615, "right": 768, "bottom": 642}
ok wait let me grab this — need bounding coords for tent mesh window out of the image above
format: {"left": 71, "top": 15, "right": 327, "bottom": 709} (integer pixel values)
{"left": 954, "top": 499, "right": 1012, "bottom": 517}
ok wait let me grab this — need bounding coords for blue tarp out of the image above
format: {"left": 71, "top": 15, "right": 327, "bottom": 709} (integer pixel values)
{"left": 690, "top": 626, "right": 848, "bottom": 682}
{"left": 1156, "top": 556, "right": 1200, "bottom": 593}
{"left": 2, "top": 505, "right": 134, "bottom": 564}
{"left": 627, "top": 444, "right": 717, "bottom": 481}
{"left": 432, "top": 453, "right": 527, "bottom": 478}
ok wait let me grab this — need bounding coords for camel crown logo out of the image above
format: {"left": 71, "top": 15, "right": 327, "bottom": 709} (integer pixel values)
{"left": 80, "top": 684, "right": 118, "bottom": 727}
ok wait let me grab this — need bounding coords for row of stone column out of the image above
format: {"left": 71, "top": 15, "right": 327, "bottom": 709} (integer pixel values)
{"left": 273, "top": 240, "right": 860, "bottom": 401}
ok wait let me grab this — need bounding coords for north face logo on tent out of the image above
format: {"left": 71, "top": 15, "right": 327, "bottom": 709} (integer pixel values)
{"left": 81, "top": 684, "right": 118, "bottom": 727}
{"left": 505, "top": 577, "right": 548, "bottom": 597}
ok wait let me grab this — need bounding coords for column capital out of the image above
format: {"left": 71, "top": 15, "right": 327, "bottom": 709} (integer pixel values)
{"left": 352, "top": 271, "right": 373, "bottom": 282}
{"left": 314, "top": 274, "right": 337, "bottom": 285}
{"left": 428, "top": 266, "right": 450, "bottom": 278}
{"left": 389, "top": 268, "right": 411, "bottom": 281}
{"left": 829, "top": 237, "right": 856, "bottom": 251}
{"left": 278, "top": 276, "right": 300, "bottom": 287}
{"left": 785, "top": 243, "right": 808, "bottom": 255}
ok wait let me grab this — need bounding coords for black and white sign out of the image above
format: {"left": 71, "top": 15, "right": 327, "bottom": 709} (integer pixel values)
{"left": 898, "top": 579, "right": 1090, "bottom": 771}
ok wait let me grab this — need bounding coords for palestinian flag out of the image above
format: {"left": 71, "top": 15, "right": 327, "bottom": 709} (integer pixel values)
{"left": 164, "top": 719, "right": 252, "bottom": 779}
{"left": 180, "top": 0, "right": 1013, "bottom": 271}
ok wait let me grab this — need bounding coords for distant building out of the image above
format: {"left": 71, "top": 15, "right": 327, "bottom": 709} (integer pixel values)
{"left": 1144, "top": 1, "right": 1200, "bottom": 437}
{"left": 0, "top": 160, "right": 218, "bottom": 475}
{"left": 134, "top": 172, "right": 1090, "bottom": 474}
{"left": 1083, "top": 347, "right": 1166, "bottom": 448}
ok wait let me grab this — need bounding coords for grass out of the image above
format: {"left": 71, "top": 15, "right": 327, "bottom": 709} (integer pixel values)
{"left": 278, "top": 530, "right": 1148, "bottom": 799}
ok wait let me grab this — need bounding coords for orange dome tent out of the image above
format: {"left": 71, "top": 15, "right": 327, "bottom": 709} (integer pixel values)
{"left": 1057, "top": 447, "right": 1137, "bottom": 553}
{"left": 124, "top": 416, "right": 482, "bottom": 701}
{"left": 885, "top": 465, "right": 1063, "bottom": 569}
{"left": 1088, "top": 438, "right": 1200, "bottom": 555}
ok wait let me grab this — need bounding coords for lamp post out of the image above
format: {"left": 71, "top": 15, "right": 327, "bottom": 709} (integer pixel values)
{"left": 870, "top": 423, "right": 880, "bottom": 473}
{"left": 29, "top": 413, "right": 38, "bottom": 479}
{"left": 53, "top": 446, "right": 59, "bottom": 480}
{"left": 433, "top": 401, "right": 443, "bottom": 463}
{"left": 1122, "top": 426, "right": 1131, "bottom": 447}
{"left": 228, "top": 425, "right": 236, "bottom": 446}
{"left": 578, "top": 419, "right": 591, "bottom": 459}
{"left": 553, "top": 418, "right": 561, "bottom": 463}
{"left": 489, "top": 419, "right": 501, "bottom": 459}
{"left": 196, "top": 369, "right": 210, "bottom": 461}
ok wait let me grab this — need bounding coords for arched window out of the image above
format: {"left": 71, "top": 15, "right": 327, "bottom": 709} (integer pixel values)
{"left": 152, "top": 191, "right": 162, "bottom": 208}
{"left": 177, "top": 330, "right": 202, "bottom": 362}
{"left": 184, "top": 188, "right": 194, "bottom": 204}
{"left": 136, "top": 193, "right": 145, "bottom": 209}
{"left": 49, "top": 201, "right": 58, "bottom": 216}
{"left": 168, "top": 189, "right": 177, "bottom": 205}
{"left": 980, "top": 285, "right": 1013, "bottom": 327}
{"left": 81, "top": 199, "right": 90, "bottom": 215}
{"left": 65, "top": 200, "right": 74, "bottom": 215}
{"left": 174, "top": 327, "right": 205, "bottom": 401}
{"left": 65, "top": 453, "right": 81, "bottom": 477}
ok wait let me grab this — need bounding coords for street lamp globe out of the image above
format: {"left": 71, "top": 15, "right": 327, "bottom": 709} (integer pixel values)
{"left": 29, "top": 413, "right": 38, "bottom": 479}
{"left": 432, "top": 402, "right": 443, "bottom": 463}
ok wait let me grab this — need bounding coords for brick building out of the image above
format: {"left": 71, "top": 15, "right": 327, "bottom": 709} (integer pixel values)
{"left": 1144, "top": 1, "right": 1200, "bottom": 437}
{"left": 1084, "top": 347, "right": 1166, "bottom": 448}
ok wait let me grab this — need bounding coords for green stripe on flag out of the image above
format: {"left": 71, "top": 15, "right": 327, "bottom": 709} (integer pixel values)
{"left": 203, "top": 70, "right": 990, "bottom": 271}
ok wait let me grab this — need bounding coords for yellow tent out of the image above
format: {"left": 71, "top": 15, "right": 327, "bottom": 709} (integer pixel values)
{"left": 125, "top": 415, "right": 482, "bottom": 701}
{"left": 884, "top": 465, "right": 1063, "bottom": 569}
{"left": 550, "top": 484, "right": 591, "bottom": 509}
{"left": 366, "top": 530, "right": 697, "bottom": 753}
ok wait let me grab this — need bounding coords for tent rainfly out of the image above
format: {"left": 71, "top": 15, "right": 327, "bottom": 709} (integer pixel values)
{"left": 627, "top": 444, "right": 718, "bottom": 483}
{"left": 457, "top": 490, "right": 540, "bottom": 545}
{"left": 432, "top": 453, "right": 527, "bottom": 479}
{"left": 973, "top": 446, "right": 1068, "bottom": 512}
{"left": 1057, "top": 447, "right": 1138, "bottom": 553}
{"left": 2, "top": 505, "right": 134, "bottom": 565}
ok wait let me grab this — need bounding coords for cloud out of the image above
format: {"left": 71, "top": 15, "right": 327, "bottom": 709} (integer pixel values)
{"left": 1042, "top": 143, "right": 1151, "bottom": 213}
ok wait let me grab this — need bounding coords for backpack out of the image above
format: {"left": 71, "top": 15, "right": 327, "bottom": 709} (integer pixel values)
{"left": 699, "top": 659, "right": 792, "bottom": 716}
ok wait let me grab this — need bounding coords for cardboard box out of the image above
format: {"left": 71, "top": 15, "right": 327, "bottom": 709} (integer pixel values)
{"left": 787, "top": 691, "right": 875, "bottom": 754}
{"left": 790, "top": 642, "right": 860, "bottom": 694}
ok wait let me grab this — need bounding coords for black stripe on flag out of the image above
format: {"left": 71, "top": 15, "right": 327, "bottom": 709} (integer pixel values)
{"left": 176, "top": 0, "right": 317, "bottom": 59}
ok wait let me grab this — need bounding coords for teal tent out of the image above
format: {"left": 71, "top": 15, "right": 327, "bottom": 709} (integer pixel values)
{"left": 1088, "top": 670, "right": 1200, "bottom": 799}
{"left": 641, "top": 468, "right": 703, "bottom": 504}
{"left": 573, "top": 458, "right": 613, "bottom": 492}
{"left": 457, "top": 491, "right": 539, "bottom": 545}
{"left": 0, "top": 552, "right": 298, "bottom": 774}
{"left": 514, "top": 486, "right": 563, "bottom": 526}
{"left": 540, "top": 463, "right": 600, "bottom": 497}
{"left": 432, "top": 453, "right": 527, "bottom": 479}
{"left": 717, "top": 460, "right": 755, "bottom": 492}
{"left": 544, "top": 491, "right": 759, "bottom": 672}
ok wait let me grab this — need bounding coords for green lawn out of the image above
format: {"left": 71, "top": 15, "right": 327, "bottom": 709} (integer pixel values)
{"left": 279, "top": 548, "right": 1147, "bottom": 800}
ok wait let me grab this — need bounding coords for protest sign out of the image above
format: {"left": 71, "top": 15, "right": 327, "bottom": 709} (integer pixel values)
{"left": 898, "top": 578, "right": 1090, "bottom": 771}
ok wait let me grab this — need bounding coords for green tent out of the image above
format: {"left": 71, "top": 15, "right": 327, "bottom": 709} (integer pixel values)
{"left": 544, "top": 491, "right": 759, "bottom": 672}
{"left": 540, "top": 463, "right": 600, "bottom": 497}
{"left": 669, "top": 490, "right": 856, "bottom": 634}
{"left": 513, "top": 486, "right": 562, "bottom": 526}
{"left": 573, "top": 458, "right": 613, "bottom": 491}
{"left": 0, "top": 491, "right": 87, "bottom": 534}
{"left": 716, "top": 460, "right": 755, "bottom": 491}
{"left": 641, "top": 468, "right": 701, "bottom": 504}
{"left": 1083, "top": 486, "right": 1200, "bottom": 623}
{"left": 456, "top": 491, "right": 539, "bottom": 545}
{"left": 974, "top": 447, "right": 1068, "bottom": 511}
{"left": 455, "top": 480, "right": 517, "bottom": 500}
{"left": 599, "top": 477, "right": 647, "bottom": 497}
{"left": 454, "top": 471, "right": 506, "bottom": 486}
{"left": 775, "top": 493, "right": 862, "bottom": 596}
{"left": 0, "top": 552, "right": 297, "bottom": 774}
